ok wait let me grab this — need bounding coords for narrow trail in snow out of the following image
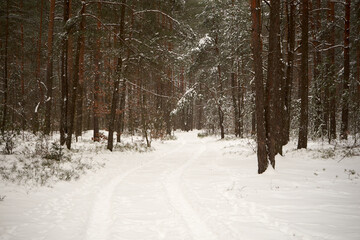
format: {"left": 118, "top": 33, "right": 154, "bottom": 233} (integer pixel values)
{"left": 163, "top": 141, "right": 218, "bottom": 240}
{"left": 85, "top": 139, "right": 187, "bottom": 240}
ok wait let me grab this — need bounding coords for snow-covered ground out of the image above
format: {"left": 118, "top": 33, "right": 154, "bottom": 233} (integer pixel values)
{"left": 1, "top": 131, "right": 360, "bottom": 240}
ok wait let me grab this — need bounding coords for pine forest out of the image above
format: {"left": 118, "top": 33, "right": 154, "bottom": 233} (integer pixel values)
{"left": 1, "top": 1, "right": 360, "bottom": 239}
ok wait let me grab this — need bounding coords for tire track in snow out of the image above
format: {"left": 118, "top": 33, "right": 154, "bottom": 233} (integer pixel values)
{"left": 163, "top": 141, "right": 218, "bottom": 240}
{"left": 85, "top": 140, "right": 186, "bottom": 240}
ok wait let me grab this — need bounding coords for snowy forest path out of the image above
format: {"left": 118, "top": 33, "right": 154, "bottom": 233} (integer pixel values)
{"left": 85, "top": 132, "right": 218, "bottom": 240}
{"left": 2, "top": 131, "right": 358, "bottom": 240}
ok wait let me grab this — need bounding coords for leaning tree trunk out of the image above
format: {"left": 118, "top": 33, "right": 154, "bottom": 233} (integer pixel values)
{"left": 298, "top": 0, "right": 309, "bottom": 149}
{"left": 251, "top": 0, "right": 268, "bottom": 174}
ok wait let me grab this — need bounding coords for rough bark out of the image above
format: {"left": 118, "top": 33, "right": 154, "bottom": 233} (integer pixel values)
{"left": 265, "top": 0, "right": 281, "bottom": 167}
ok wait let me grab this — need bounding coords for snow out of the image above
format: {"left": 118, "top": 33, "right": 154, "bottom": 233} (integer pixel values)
{"left": 199, "top": 34, "right": 212, "bottom": 47}
{"left": 1, "top": 131, "right": 360, "bottom": 240}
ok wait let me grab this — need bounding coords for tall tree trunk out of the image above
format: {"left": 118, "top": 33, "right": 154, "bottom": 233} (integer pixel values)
{"left": 357, "top": 1, "right": 360, "bottom": 141}
{"left": 327, "top": 0, "right": 336, "bottom": 141}
{"left": 251, "top": 0, "right": 268, "bottom": 174}
{"left": 66, "top": 1, "right": 85, "bottom": 149}
{"left": 20, "top": 0, "right": 26, "bottom": 131}
{"left": 312, "top": 0, "right": 323, "bottom": 137}
{"left": 33, "top": 0, "right": 45, "bottom": 134}
{"left": 75, "top": 8, "right": 86, "bottom": 140}
{"left": 60, "top": 0, "right": 71, "bottom": 145}
{"left": 93, "top": 1, "right": 101, "bottom": 142}
{"left": 44, "top": 0, "right": 56, "bottom": 135}
{"left": 265, "top": 0, "right": 281, "bottom": 167}
{"left": 298, "top": 0, "right": 309, "bottom": 149}
{"left": 341, "top": 0, "right": 351, "bottom": 140}
{"left": 1, "top": 0, "right": 9, "bottom": 135}
{"left": 107, "top": 0, "right": 126, "bottom": 151}
{"left": 284, "top": 0, "right": 295, "bottom": 144}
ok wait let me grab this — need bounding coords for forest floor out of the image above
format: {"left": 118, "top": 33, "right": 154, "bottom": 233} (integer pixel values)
{"left": 1, "top": 131, "right": 360, "bottom": 240}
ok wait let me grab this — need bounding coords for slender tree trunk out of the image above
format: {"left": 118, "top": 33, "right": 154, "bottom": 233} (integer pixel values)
{"left": 231, "top": 72, "right": 240, "bottom": 136}
{"left": 66, "top": 1, "right": 86, "bottom": 149}
{"left": 44, "top": 0, "right": 56, "bottom": 135}
{"left": 298, "top": 0, "right": 309, "bottom": 149}
{"left": 33, "top": 0, "right": 45, "bottom": 134}
{"left": 1, "top": 0, "right": 9, "bottom": 135}
{"left": 93, "top": 2, "right": 102, "bottom": 142}
{"left": 284, "top": 0, "right": 295, "bottom": 144}
{"left": 20, "top": 0, "right": 26, "bottom": 131}
{"left": 327, "top": 0, "right": 337, "bottom": 141}
{"left": 312, "top": 0, "right": 323, "bottom": 137}
{"left": 251, "top": 0, "right": 268, "bottom": 174}
{"left": 60, "top": 0, "right": 70, "bottom": 145}
{"left": 341, "top": 0, "right": 351, "bottom": 140}
{"left": 239, "top": 60, "right": 246, "bottom": 137}
{"left": 107, "top": 0, "right": 126, "bottom": 151}
{"left": 117, "top": 78, "right": 126, "bottom": 142}
{"left": 217, "top": 65, "right": 225, "bottom": 139}
{"left": 357, "top": 2, "right": 360, "bottom": 141}
{"left": 75, "top": 1, "right": 86, "bottom": 140}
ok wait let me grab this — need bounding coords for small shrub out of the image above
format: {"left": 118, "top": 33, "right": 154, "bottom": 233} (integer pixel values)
{"left": 34, "top": 135, "right": 50, "bottom": 157}
{"left": 162, "top": 135, "right": 177, "bottom": 141}
{"left": 319, "top": 148, "right": 335, "bottom": 159}
{"left": 92, "top": 132, "right": 107, "bottom": 142}
{"left": 197, "top": 132, "right": 209, "bottom": 138}
{"left": 114, "top": 142, "right": 153, "bottom": 152}
{"left": 0, "top": 195, "right": 5, "bottom": 201}
{"left": 1, "top": 132, "right": 16, "bottom": 154}
{"left": 344, "top": 169, "right": 360, "bottom": 180}
{"left": 44, "top": 142, "right": 70, "bottom": 161}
